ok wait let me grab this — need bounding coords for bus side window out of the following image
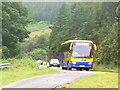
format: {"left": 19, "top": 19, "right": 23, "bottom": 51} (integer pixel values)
{"left": 64, "top": 54, "right": 68, "bottom": 58}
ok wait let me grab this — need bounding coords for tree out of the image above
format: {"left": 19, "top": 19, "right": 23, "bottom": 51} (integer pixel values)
{"left": 24, "top": 2, "right": 63, "bottom": 24}
{"left": 2, "top": 2, "right": 32, "bottom": 58}
{"left": 49, "top": 3, "right": 69, "bottom": 58}
{"left": 49, "top": 2, "right": 119, "bottom": 66}
{"left": 28, "top": 48, "right": 47, "bottom": 60}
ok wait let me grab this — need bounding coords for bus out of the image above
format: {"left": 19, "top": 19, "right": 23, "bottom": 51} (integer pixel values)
{"left": 59, "top": 40, "right": 97, "bottom": 71}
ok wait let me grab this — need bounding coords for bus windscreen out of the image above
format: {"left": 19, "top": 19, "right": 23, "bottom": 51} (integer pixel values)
{"left": 72, "top": 42, "right": 93, "bottom": 58}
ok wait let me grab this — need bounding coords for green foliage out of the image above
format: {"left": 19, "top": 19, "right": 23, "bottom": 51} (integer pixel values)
{"left": 24, "top": 2, "right": 63, "bottom": 23}
{"left": 9, "top": 59, "right": 38, "bottom": 70}
{"left": 49, "top": 2, "right": 119, "bottom": 66}
{"left": 1, "top": 59, "right": 38, "bottom": 71}
{"left": 21, "top": 32, "right": 50, "bottom": 60}
{"left": 2, "top": 46, "right": 10, "bottom": 58}
{"left": 2, "top": 2, "right": 32, "bottom": 58}
{"left": 2, "top": 58, "right": 17, "bottom": 64}
{"left": 28, "top": 48, "right": 47, "bottom": 60}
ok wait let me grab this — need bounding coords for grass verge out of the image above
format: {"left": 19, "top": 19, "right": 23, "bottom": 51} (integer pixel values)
{"left": 90, "top": 63, "right": 118, "bottom": 73}
{"left": 0, "top": 59, "right": 59, "bottom": 87}
{"left": 90, "top": 68, "right": 118, "bottom": 73}
{"left": 60, "top": 73, "right": 118, "bottom": 88}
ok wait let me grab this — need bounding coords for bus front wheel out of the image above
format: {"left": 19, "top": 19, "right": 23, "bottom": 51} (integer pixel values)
{"left": 85, "top": 68, "right": 89, "bottom": 71}
{"left": 62, "top": 67, "right": 67, "bottom": 70}
{"left": 76, "top": 68, "right": 82, "bottom": 71}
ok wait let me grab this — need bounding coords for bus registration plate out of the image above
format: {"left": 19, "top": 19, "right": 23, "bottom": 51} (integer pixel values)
{"left": 80, "top": 65, "right": 85, "bottom": 67}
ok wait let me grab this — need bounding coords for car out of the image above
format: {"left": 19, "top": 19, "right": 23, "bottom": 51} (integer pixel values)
{"left": 48, "top": 59, "right": 60, "bottom": 67}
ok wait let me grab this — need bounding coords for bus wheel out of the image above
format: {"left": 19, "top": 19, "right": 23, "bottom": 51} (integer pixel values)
{"left": 67, "top": 67, "right": 72, "bottom": 70}
{"left": 76, "top": 68, "right": 82, "bottom": 71}
{"left": 85, "top": 68, "right": 89, "bottom": 71}
{"left": 62, "top": 67, "right": 67, "bottom": 70}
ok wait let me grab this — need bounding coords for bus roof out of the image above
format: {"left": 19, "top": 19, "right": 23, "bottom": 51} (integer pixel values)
{"left": 61, "top": 40, "right": 93, "bottom": 45}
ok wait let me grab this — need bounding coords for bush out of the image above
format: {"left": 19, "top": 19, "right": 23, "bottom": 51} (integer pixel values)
{"left": 2, "top": 59, "right": 38, "bottom": 71}
{"left": 28, "top": 48, "right": 47, "bottom": 60}
{"left": 12, "top": 59, "right": 38, "bottom": 70}
{"left": 2, "top": 58, "right": 17, "bottom": 64}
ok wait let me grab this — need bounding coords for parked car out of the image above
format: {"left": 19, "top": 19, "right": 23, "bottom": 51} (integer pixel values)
{"left": 48, "top": 59, "right": 60, "bottom": 67}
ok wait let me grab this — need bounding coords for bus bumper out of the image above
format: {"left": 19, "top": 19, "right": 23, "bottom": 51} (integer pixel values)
{"left": 68, "top": 61, "right": 93, "bottom": 68}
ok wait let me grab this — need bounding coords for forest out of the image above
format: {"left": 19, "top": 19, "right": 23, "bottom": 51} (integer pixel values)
{"left": 49, "top": 2, "right": 119, "bottom": 66}
{"left": 2, "top": 2, "right": 62, "bottom": 60}
{"left": 24, "top": 2, "right": 63, "bottom": 23}
{"left": 1, "top": 2, "right": 119, "bottom": 88}
{"left": 1, "top": 2, "right": 120, "bottom": 68}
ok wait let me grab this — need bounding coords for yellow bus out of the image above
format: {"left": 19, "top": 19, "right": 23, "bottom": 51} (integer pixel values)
{"left": 59, "top": 40, "right": 97, "bottom": 71}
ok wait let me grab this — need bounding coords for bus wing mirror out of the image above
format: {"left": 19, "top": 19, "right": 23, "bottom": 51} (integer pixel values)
{"left": 69, "top": 43, "right": 72, "bottom": 50}
{"left": 69, "top": 45, "right": 72, "bottom": 50}
{"left": 93, "top": 44, "right": 97, "bottom": 51}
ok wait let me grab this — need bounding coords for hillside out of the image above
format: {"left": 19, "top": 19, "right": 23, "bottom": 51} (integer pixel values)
{"left": 26, "top": 21, "right": 52, "bottom": 32}
{"left": 29, "top": 29, "right": 52, "bottom": 38}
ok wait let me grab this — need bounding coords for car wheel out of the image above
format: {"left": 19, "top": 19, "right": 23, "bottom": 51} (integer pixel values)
{"left": 62, "top": 67, "right": 65, "bottom": 70}
{"left": 64, "top": 68, "right": 67, "bottom": 70}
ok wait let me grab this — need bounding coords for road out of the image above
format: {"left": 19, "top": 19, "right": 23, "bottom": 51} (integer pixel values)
{"left": 4, "top": 67, "right": 108, "bottom": 88}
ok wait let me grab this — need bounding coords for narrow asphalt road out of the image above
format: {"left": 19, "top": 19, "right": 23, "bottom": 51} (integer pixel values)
{"left": 4, "top": 67, "right": 108, "bottom": 88}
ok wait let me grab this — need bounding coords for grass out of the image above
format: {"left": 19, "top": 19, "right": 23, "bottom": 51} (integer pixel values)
{"left": 90, "top": 68, "right": 118, "bottom": 73}
{"left": 26, "top": 21, "right": 52, "bottom": 32}
{"left": 0, "top": 59, "right": 59, "bottom": 88}
{"left": 29, "top": 29, "right": 52, "bottom": 38}
{"left": 60, "top": 73, "right": 118, "bottom": 88}
{"left": 1, "top": 68, "right": 59, "bottom": 87}
{"left": 89, "top": 63, "right": 118, "bottom": 73}
{"left": 0, "top": 60, "right": 2, "bottom": 64}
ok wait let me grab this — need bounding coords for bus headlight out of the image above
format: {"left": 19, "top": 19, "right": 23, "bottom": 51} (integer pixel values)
{"left": 72, "top": 61, "right": 76, "bottom": 64}
{"left": 88, "top": 62, "right": 92, "bottom": 65}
